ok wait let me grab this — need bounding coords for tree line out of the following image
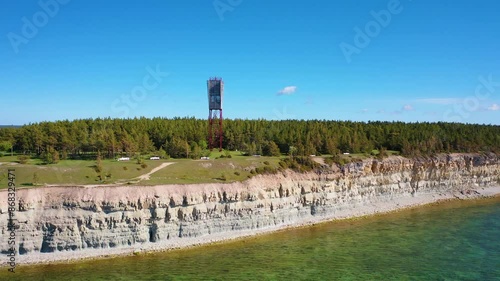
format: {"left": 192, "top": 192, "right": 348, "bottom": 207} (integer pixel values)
{"left": 0, "top": 117, "right": 498, "bottom": 161}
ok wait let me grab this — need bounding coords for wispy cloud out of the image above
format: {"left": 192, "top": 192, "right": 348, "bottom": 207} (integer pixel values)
{"left": 415, "top": 98, "right": 462, "bottom": 105}
{"left": 403, "top": 105, "right": 414, "bottom": 111}
{"left": 487, "top": 103, "right": 500, "bottom": 111}
{"left": 277, "top": 86, "right": 297, "bottom": 95}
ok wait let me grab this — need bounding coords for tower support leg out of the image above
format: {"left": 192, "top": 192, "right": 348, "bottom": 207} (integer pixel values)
{"left": 219, "top": 110, "right": 223, "bottom": 151}
{"left": 208, "top": 110, "right": 213, "bottom": 151}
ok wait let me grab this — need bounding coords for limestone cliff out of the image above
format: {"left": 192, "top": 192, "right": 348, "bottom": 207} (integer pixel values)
{"left": 1, "top": 153, "right": 499, "bottom": 261}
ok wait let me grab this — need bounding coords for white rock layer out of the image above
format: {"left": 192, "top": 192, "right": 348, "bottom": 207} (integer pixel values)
{"left": 0, "top": 153, "right": 498, "bottom": 263}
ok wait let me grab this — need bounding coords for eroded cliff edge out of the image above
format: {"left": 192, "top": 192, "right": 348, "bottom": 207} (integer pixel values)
{"left": 1, "top": 153, "right": 499, "bottom": 264}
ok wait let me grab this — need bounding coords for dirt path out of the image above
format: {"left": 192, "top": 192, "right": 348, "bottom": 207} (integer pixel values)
{"left": 136, "top": 162, "right": 175, "bottom": 181}
{"left": 0, "top": 162, "right": 18, "bottom": 166}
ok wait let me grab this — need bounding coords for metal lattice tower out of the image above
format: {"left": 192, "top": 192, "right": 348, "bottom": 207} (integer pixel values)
{"left": 207, "top": 77, "right": 223, "bottom": 151}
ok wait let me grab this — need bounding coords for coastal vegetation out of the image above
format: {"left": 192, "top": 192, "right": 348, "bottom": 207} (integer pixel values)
{"left": 0, "top": 118, "right": 498, "bottom": 187}
{"left": 0, "top": 118, "right": 498, "bottom": 160}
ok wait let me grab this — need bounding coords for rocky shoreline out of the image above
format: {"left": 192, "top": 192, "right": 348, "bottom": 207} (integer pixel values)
{"left": 1, "top": 153, "right": 499, "bottom": 266}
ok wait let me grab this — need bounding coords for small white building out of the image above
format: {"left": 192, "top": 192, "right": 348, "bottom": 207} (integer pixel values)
{"left": 150, "top": 156, "right": 160, "bottom": 160}
{"left": 117, "top": 157, "right": 130, "bottom": 161}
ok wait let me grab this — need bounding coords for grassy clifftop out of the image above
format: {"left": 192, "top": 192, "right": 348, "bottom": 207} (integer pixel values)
{"left": 1, "top": 151, "right": 496, "bottom": 188}
{"left": 0, "top": 152, "right": 281, "bottom": 188}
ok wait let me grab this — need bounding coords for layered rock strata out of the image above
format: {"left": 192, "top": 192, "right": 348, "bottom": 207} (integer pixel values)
{"left": 1, "top": 153, "right": 498, "bottom": 262}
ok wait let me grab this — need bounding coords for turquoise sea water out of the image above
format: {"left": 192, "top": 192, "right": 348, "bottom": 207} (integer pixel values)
{"left": 2, "top": 198, "right": 500, "bottom": 281}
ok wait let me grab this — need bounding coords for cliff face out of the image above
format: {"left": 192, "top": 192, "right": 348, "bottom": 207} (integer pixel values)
{"left": 1, "top": 153, "right": 499, "bottom": 259}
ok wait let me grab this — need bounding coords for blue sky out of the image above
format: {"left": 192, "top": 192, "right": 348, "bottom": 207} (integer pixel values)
{"left": 1, "top": 0, "right": 499, "bottom": 125}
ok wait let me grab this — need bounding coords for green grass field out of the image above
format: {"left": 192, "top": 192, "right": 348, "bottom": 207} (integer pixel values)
{"left": 0, "top": 150, "right": 401, "bottom": 188}
{"left": 145, "top": 154, "right": 281, "bottom": 185}
{"left": 0, "top": 158, "right": 165, "bottom": 188}
{"left": 0, "top": 152, "right": 282, "bottom": 188}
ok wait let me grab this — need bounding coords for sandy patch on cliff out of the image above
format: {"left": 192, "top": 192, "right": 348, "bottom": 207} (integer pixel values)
{"left": 311, "top": 156, "right": 325, "bottom": 165}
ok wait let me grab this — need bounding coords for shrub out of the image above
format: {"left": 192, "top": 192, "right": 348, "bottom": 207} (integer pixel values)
{"left": 279, "top": 161, "right": 288, "bottom": 169}
{"left": 254, "top": 166, "right": 277, "bottom": 175}
{"left": 377, "top": 147, "right": 388, "bottom": 159}
{"left": 324, "top": 157, "right": 334, "bottom": 165}
{"left": 278, "top": 156, "right": 320, "bottom": 173}
{"left": 219, "top": 152, "right": 232, "bottom": 159}
{"left": 123, "top": 166, "right": 128, "bottom": 170}
{"left": 141, "top": 163, "right": 148, "bottom": 169}
{"left": 32, "top": 172, "right": 39, "bottom": 186}
{"left": 17, "top": 155, "right": 30, "bottom": 164}
{"left": 265, "top": 166, "right": 277, "bottom": 174}
{"left": 42, "top": 148, "right": 60, "bottom": 164}
{"left": 234, "top": 171, "right": 241, "bottom": 176}
{"left": 135, "top": 153, "right": 145, "bottom": 164}
{"left": 263, "top": 161, "right": 270, "bottom": 165}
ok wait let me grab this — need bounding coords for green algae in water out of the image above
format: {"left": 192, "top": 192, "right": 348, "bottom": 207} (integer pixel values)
{"left": 3, "top": 198, "right": 500, "bottom": 281}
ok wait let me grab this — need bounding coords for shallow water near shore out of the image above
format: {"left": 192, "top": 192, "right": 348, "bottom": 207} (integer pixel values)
{"left": 3, "top": 197, "right": 500, "bottom": 281}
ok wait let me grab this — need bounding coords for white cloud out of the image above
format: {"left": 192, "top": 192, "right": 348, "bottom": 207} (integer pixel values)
{"left": 415, "top": 98, "right": 462, "bottom": 105}
{"left": 487, "top": 103, "right": 500, "bottom": 111}
{"left": 277, "top": 86, "right": 297, "bottom": 95}
{"left": 403, "top": 105, "right": 414, "bottom": 111}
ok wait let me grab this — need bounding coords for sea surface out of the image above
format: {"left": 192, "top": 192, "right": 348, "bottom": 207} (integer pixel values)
{"left": 2, "top": 197, "right": 499, "bottom": 281}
